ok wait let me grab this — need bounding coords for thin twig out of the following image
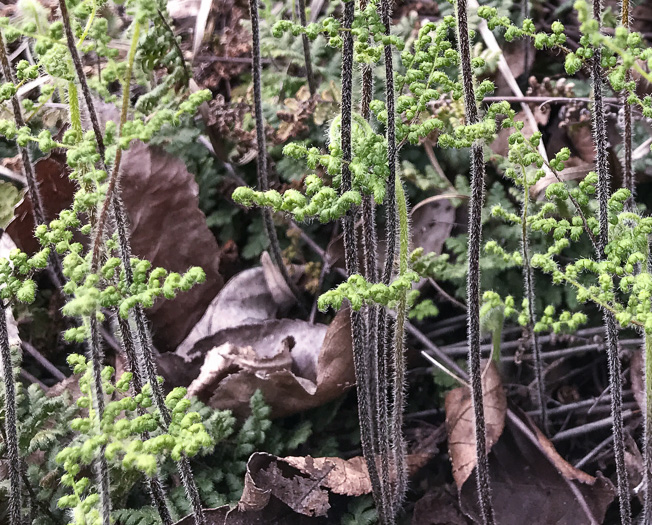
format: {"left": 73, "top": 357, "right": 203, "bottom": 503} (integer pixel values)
{"left": 297, "top": 0, "right": 316, "bottom": 95}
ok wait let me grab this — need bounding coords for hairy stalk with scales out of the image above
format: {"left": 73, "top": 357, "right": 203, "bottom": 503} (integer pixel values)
{"left": 620, "top": 0, "right": 634, "bottom": 210}
{"left": 357, "top": 0, "right": 388, "bottom": 519}
{"left": 590, "top": 0, "right": 631, "bottom": 520}
{"left": 455, "top": 0, "right": 495, "bottom": 522}
{"left": 520, "top": 167, "right": 547, "bottom": 433}
{"left": 340, "top": 1, "right": 390, "bottom": 523}
{"left": 58, "top": 1, "right": 207, "bottom": 522}
{"left": 248, "top": 0, "right": 306, "bottom": 309}
{"left": 376, "top": 0, "right": 408, "bottom": 510}
{"left": 0, "top": 301, "right": 20, "bottom": 524}
{"left": 297, "top": 0, "right": 316, "bottom": 95}
{"left": 0, "top": 29, "right": 63, "bottom": 287}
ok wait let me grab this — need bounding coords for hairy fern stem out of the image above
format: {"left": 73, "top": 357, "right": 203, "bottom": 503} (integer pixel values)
{"left": 0, "top": 301, "right": 21, "bottom": 525}
{"left": 59, "top": 1, "right": 207, "bottom": 520}
{"left": 377, "top": 0, "right": 403, "bottom": 517}
{"left": 248, "top": 0, "right": 305, "bottom": 309}
{"left": 115, "top": 313, "right": 173, "bottom": 525}
{"left": 297, "top": 0, "right": 316, "bottom": 95}
{"left": 455, "top": 0, "right": 495, "bottom": 522}
{"left": 0, "top": 29, "right": 64, "bottom": 287}
{"left": 88, "top": 316, "right": 112, "bottom": 525}
{"left": 391, "top": 174, "right": 410, "bottom": 507}
{"left": 340, "top": 1, "right": 389, "bottom": 523}
{"left": 643, "top": 333, "right": 652, "bottom": 523}
{"left": 620, "top": 0, "right": 634, "bottom": 211}
{"left": 0, "top": 30, "right": 46, "bottom": 227}
{"left": 590, "top": 0, "right": 631, "bottom": 520}
{"left": 521, "top": 171, "right": 547, "bottom": 433}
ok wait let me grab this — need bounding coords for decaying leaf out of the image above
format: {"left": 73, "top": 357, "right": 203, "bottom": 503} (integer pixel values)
{"left": 182, "top": 308, "right": 355, "bottom": 418}
{"left": 174, "top": 452, "right": 370, "bottom": 524}
{"left": 117, "top": 139, "right": 224, "bottom": 352}
{"left": 445, "top": 361, "right": 507, "bottom": 489}
{"left": 410, "top": 195, "right": 456, "bottom": 255}
{"left": 630, "top": 346, "right": 645, "bottom": 414}
{"left": 445, "top": 362, "right": 614, "bottom": 523}
{"left": 7, "top": 150, "right": 76, "bottom": 255}
{"left": 176, "top": 252, "right": 298, "bottom": 360}
{"left": 412, "top": 489, "right": 467, "bottom": 525}
{"left": 459, "top": 408, "right": 615, "bottom": 524}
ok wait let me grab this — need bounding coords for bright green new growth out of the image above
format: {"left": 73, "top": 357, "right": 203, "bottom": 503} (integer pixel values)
{"left": 55, "top": 355, "right": 213, "bottom": 521}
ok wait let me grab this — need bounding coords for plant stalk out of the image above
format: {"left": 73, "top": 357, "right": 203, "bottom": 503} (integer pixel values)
{"left": 58, "top": 2, "right": 206, "bottom": 520}
{"left": 620, "top": 0, "right": 634, "bottom": 211}
{"left": 340, "top": 1, "right": 388, "bottom": 523}
{"left": 644, "top": 333, "right": 652, "bottom": 523}
{"left": 297, "top": 0, "right": 316, "bottom": 95}
{"left": 455, "top": 0, "right": 495, "bottom": 521}
{"left": 521, "top": 170, "right": 547, "bottom": 434}
{"left": 591, "top": 0, "right": 632, "bottom": 519}
{"left": 248, "top": 0, "right": 306, "bottom": 309}
{"left": 0, "top": 301, "right": 21, "bottom": 525}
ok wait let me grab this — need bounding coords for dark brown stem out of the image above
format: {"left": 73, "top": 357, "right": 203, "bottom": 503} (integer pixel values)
{"left": 296, "top": 0, "right": 316, "bottom": 95}
{"left": 0, "top": 31, "right": 46, "bottom": 227}
{"left": 0, "top": 29, "right": 64, "bottom": 287}
{"left": 248, "top": 0, "right": 306, "bottom": 310}
{"left": 115, "top": 312, "right": 173, "bottom": 525}
{"left": 590, "top": 0, "right": 631, "bottom": 520}
{"left": 340, "top": 1, "right": 388, "bottom": 522}
{"left": 88, "top": 316, "right": 111, "bottom": 525}
{"left": 455, "top": 0, "right": 495, "bottom": 521}
{"left": 58, "top": 2, "right": 206, "bottom": 520}
{"left": 0, "top": 301, "right": 21, "bottom": 525}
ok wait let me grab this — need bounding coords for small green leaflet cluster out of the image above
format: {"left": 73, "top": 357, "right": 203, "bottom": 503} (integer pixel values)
{"left": 55, "top": 355, "right": 213, "bottom": 522}
{"left": 318, "top": 272, "right": 419, "bottom": 311}
{"left": 479, "top": 0, "right": 652, "bottom": 121}
{"left": 271, "top": 0, "right": 404, "bottom": 60}
{"left": 233, "top": 113, "right": 390, "bottom": 220}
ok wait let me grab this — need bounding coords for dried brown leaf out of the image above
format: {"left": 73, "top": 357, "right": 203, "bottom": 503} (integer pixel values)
{"left": 176, "top": 252, "right": 298, "bottom": 359}
{"left": 7, "top": 109, "right": 225, "bottom": 353}
{"left": 458, "top": 407, "right": 616, "bottom": 524}
{"left": 180, "top": 308, "right": 354, "bottom": 418}
{"left": 410, "top": 195, "right": 456, "bottom": 255}
{"left": 445, "top": 361, "right": 507, "bottom": 489}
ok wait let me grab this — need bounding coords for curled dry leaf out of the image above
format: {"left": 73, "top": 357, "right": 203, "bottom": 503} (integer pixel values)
{"left": 174, "top": 452, "right": 370, "bottom": 524}
{"left": 446, "top": 359, "right": 615, "bottom": 524}
{"left": 445, "top": 360, "right": 507, "bottom": 489}
{"left": 183, "top": 308, "right": 355, "bottom": 418}
{"left": 176, "top": 252, "right": 298, "bottom": 360}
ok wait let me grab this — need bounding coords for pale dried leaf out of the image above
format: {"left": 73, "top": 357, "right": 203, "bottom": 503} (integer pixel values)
{"left": 445, "top": 361, "right": 507, "bottom": 489}
{"left": 183, "top": 309, "right": 354, "bottom": 418}
{"left": 410, "top": 195, "right": 456, "bottom": 255}
{"left": 283, "top": 456, "right": 371, "bottom": 497}
{"left": 176, "top": 253, "right": 298, "bottom": 360}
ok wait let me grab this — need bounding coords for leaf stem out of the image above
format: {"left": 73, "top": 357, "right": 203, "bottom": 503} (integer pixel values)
{"left": 0, "top": 302, "right": 21, "bottom": 525}
{"left": 590, "top": 0, "right": 631, "bottom": 519}
{"left": 248, "top": 0, "right": 306, "bottom": 310}
{"left": 455, "top": 0, "right": 495, "bottom": 521}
